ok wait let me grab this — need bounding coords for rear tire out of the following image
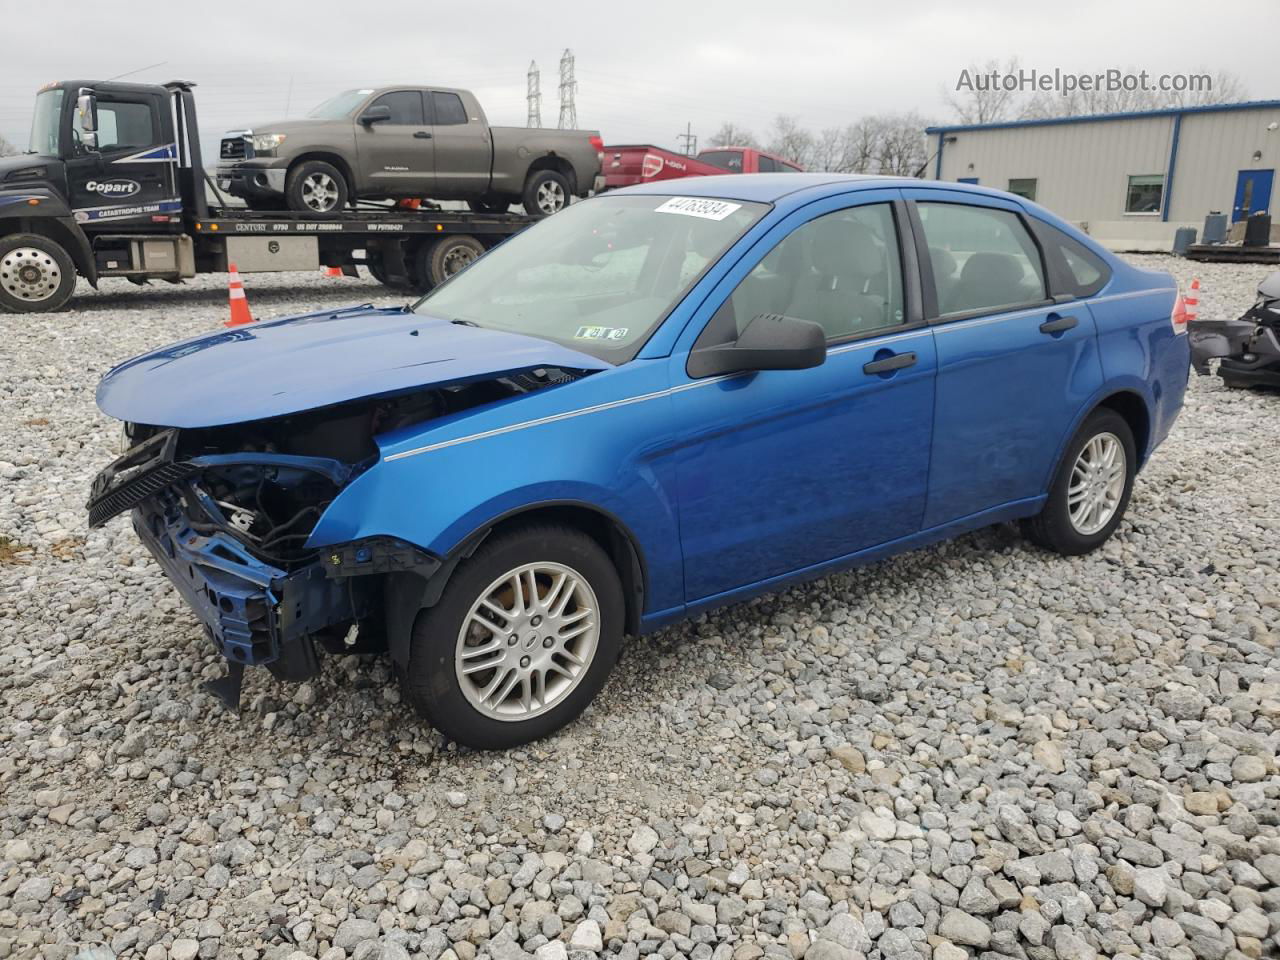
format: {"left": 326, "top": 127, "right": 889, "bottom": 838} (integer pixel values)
{"left": 1022, "top": 407, "right": 1136, "bottom": 556}
{"left": 414, "top": 234, "right": 485, "bottom": 291}
{"left": 398, "top": 524, "right": 624, "bottom": 749}
{"left": 0, "top": 233, "right": 76, "bottom": 313}
{"left": 522, "top": 169, "right": 571, "bottom": 217}
{"left": 285, "top": 160, "right": 349, "bottom": 216}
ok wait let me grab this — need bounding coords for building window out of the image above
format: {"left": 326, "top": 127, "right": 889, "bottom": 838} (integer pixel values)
{"left": 1125, "top": 175, "right": 1164, "bottom": 214}
{"left": 1008, "top": 178, "right": 1037, "bottom": 201}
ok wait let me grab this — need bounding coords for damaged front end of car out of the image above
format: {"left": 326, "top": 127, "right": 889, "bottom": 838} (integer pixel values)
{"left": 88, "top": 308, "right": 609, "bottom": 710}
{"left": 1189, "top": 270, "right": 1280, "bottom": 389}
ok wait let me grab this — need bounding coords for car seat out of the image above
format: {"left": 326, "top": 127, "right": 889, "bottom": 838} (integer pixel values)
{"left": 783, "top": 217, "right": 887, "bottom": 338}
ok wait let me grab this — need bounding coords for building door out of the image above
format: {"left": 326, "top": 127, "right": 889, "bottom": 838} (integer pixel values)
{"left": 1232, "top": 169, "right": 1274, "bottom": 223}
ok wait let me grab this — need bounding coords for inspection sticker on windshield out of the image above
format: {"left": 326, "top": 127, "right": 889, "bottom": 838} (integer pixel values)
{"left": 575, "top": 325, "right": 629, "bottom": 341}
{"left": 654, "top": 197, "right": 742, "bottom": 221}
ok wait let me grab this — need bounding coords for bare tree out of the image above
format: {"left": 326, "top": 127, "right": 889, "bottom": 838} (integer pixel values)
{"left": 1164, "top": 68, "right": 1248, "bottom": 108}
{"left": 1020, "top": 67, "right": 1249, "bottom": 119}
{"left": 875, "top": 113, "right": 931, "bottom": 177}
{"left": 0, "top": 136, "right": 18, "bottom": 158}
{"left": 767, "top": 115, "right": 816, "bottom": 169}
{"left": 707, "top": 122, "right": 758, "bottom": 148}
{"left": 946, "top": 57, "right": 1022, "bottom": 124}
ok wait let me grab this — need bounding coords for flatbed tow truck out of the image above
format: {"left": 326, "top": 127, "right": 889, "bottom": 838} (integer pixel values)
{"left": 0, "top": 80, "right": 533, "bottom": 313}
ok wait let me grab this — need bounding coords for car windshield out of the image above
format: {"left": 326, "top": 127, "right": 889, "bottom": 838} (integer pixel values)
{"left": 414, "top": 194, "right": 768, "bottom": 362}
{"left": 29, "top": 88, "right": 64, "bottom": 155}
{"left": 307, "top": 89, "right": 374, "bottom": 120}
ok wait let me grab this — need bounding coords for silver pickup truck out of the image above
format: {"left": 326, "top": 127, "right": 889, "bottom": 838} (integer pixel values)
{"left": 217, "top": 86, "right": 604, "bottom": 217}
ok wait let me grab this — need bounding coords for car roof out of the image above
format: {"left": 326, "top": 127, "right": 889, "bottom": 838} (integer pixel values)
{"left": 612, "top": 172, "right": 1025, "bottom": 206}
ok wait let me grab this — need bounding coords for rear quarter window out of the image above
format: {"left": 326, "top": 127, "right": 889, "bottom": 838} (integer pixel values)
{"left": 1031, "top": 220, "right": 1111, "bottom": 298}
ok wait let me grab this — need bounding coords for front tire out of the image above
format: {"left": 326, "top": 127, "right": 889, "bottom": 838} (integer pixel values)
{"left": 1022, "top": 407, "right": 1136, "bottom": 556}
{"left": 285, "top": 160, "right": 349, "bottom": 216}
{"left": 0, "top": 233, "right": 76, "bottom": 313}
{"left": 398, "top": 524, "right": 624, "bottom": 749}
{"left": 522, "top": 169, "right": 571, "bottom": 217}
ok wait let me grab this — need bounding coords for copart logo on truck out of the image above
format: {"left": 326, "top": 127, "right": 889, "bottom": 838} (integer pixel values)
{"left": 86, "top": 179, "right": 141, "bottom": 198}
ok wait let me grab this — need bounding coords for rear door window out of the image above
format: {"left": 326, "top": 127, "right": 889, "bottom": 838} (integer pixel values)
{"left": 1031, "top": 220, "right": 1111, "bottom": 298}
{"left": 916, "top": 201, "right": 1047, "bottom": 316}
{"left": 432, "top": 92, "right": 469, "bottom": 126}
{"left": 756, "top": 155, "right": 778, "bottom": 173}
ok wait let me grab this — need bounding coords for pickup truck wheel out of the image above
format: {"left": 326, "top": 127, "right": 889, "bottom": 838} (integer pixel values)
{"left": 285, "top": 160, "right": 348, "bottom": 215}
{"left": 417, "top": 235, "right": 485, "bottom": 290}
{"left": 399, "top": 524, "right": 624, "bottom": 749}
{"left": 1022, "top": 408, "right": 1136, "bottom": 556}
{"left": 0, "top": 234, "right": 76, "bottom": 313}
{"left": 522, "top": 170, "right": 570, "bottom": 217}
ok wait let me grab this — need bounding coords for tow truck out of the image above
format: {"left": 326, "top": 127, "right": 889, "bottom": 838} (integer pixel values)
{"left": 0, "top": 80, "right": 534, "bottom": 313}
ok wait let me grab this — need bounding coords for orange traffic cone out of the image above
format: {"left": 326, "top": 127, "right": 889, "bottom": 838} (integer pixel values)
{"left": 323, "top": 265, "right": 343, "bottom": 278}
{"left": 224, "top": 262, "right": 254, "bottom": 327}
{"left": 1184, "top": 278, "right": 1200, "bottom": 322}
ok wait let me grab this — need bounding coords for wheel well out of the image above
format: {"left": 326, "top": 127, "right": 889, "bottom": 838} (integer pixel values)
{"left": 526, "top": 155, "right": 577, "bottom": 195}
{"left": 474, "top": 504, "right": 645, "bottom": 635}
{"left": 1097, "top": 390, "right": 1151, "bottom": 466}
{"left": 289, "top": 152, "right": 356, "bottom": 193}
{"left": 0, "top": 216, "right": 94, "bottom": 284}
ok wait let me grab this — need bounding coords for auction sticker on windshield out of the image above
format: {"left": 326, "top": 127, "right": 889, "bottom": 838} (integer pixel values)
{"left": 655, "top": 197, "right": 743, "bottom": 221}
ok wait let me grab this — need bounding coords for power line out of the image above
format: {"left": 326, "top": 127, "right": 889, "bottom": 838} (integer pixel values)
{"left": 677, "top": 122, "right": 697, "bottom": 156}
{"left": 526, "top": 60, "right": 542, "bottom": 128}
{"left": 557, "top": 49, "right": 577, "bottom": 130}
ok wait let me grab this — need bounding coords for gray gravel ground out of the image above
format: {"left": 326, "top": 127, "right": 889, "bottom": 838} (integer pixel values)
{"left": 0, "top": 257, "right": 1277, "bottom": 960}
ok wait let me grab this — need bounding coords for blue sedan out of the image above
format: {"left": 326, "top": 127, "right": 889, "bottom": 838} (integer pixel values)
{"left": 89, "top": 174, "right": 1190, "bottom": 748}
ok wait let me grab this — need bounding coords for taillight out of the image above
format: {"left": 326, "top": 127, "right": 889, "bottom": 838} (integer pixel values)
{"left": 641, "top": 152, "right": 664, "bottom": 178}
{"left": 589, "top": 135, "right": 604, "bottom": 164}
{"left": 1171, "top": 278, "right": 1199, "bottom": 335}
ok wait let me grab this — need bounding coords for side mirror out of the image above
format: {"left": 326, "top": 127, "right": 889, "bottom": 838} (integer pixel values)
{"left": 76, "top": 90, "right": 98, "bottom": 150}
{"left": 688, "top": 313, "right": 826, "bottom": 378}
{"left": 359, "top": 105, "right": 391, "bottom": 126}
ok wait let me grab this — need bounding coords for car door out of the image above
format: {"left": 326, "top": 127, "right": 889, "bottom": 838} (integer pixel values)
{"left": 354, "top": 90, "right": 433, "bottom": 196}
{"left": 428, "top": 91, "right": 492, "bottom": 199}
{"left": 669, "top": 192, "right": 937, "bottom": 603}
{"left": 905, "top": 188, "right": 1104, "bottom": 528}
{"left": 64, "top": 90, "right": 180, "bottom": 226}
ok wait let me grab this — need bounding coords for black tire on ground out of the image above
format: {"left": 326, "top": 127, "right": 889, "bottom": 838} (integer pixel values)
{"left": 284, "top": 160, "right": 349, "bottom": 216}
{"left": 0, "top": 233, "right": 77, "bottom": 313}
{"left": 522, "top": 169, "right": 571, "bottom": 217}
{"left": 468, "top": 196, "right": 513, "bottom": 214}
{"left": 398, "top": 524, "right": 625, "bottom": 749}
{"left": 1022, "top": 407, "right": 1137, "bottom": 556}
{"left": 414, "top": 234, "right": 485, "bottom": 291}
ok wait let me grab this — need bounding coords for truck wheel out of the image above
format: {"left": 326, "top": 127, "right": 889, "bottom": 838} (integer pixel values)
{"left": 0, "top": 234, "right": 76, "bottom": 313}
{"left": 397, "top": 523, "right": 624, "bottom": 749}
{"left": 285, "top": 160, "right": 348, "bottom": 215}
{"left": 416, "top": 235, "right": 485, "bottom": 290}
{"left": 468, "top": 197, "right": 512, "bottom": 214}
{"left": 1022, "top": 408, "right": 1136, "bottom": 556}
{"left": 522, "top": 170, "right": 570, "bottom": 217}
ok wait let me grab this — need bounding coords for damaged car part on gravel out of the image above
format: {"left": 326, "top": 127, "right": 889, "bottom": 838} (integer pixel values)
{"left": 1189, "top": 269, "right": 1280, "bottom": 389}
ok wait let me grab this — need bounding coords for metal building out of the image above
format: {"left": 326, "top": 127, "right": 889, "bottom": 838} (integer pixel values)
{"left": 926, "top": 100, "right": 1280, "bottom": 251}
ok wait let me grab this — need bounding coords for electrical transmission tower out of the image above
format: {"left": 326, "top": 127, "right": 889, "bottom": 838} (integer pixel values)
{"left": 526, "top": 60, "right": 542, "bottom": 128}
{"left": 557, "top": 49, "right": 578, "bottom": 129}
{"left": 677, "top": 122, "right": 697, "bottom": 156}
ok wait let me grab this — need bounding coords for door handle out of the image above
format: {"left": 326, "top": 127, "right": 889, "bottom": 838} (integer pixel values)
{"left": 862, "top": 351, "right": 917, "bottom": 375}
{"left": 1039, "top": 314, "right": 1078, "bottom": 335}
{"left": 414, "top": 131, "right": 433, "bottom": 139}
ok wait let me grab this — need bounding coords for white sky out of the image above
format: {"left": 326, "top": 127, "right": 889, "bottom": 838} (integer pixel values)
{"left": 1, "top": 0, "right": 1275, "bottom": 155}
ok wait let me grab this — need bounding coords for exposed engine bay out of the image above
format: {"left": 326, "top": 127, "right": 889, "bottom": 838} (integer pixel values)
{"left": 86, "top": 366, "right": 588, "bottom": 707}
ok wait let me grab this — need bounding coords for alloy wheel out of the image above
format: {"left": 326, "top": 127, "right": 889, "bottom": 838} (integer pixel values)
{"left": 1067, "top": 431, "right": 1126, "bottom": 535}
{"left": 301, "top": 172, "right": 340, "bottom": 212}
{"left": 455, "top": 562, "right": 600, "bottom": 722}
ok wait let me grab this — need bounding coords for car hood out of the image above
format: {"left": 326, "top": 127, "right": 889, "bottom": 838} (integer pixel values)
{"left": 96, "top": 305, "right": 609, "bottom": 428}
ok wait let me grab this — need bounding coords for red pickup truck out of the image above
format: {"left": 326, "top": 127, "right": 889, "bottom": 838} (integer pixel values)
{"left": 601, "top": 144, "right": 803, "bottom": 190}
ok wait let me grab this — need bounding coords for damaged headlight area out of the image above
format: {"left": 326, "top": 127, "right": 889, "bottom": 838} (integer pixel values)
{"left": 87, "top": 369, "right": 582, "bottom": 708}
